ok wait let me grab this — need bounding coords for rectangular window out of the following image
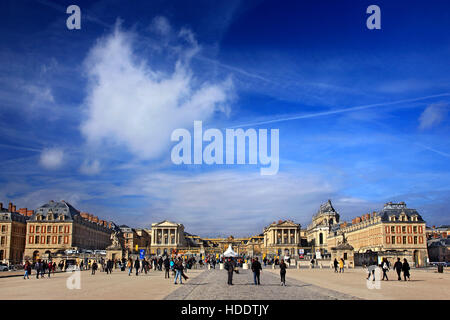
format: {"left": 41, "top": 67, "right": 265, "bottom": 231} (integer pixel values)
{"left": 418, "top": 226, "right": 423, "bottom": 234}
{"left": 35, "top": 236, "right": 39, "bottom": 243}
{"left": 391, "top": 236, "right": 395, "bottom": 244}
{"left": 408, "top": 236, "right": 412, "bottom": 244}
{"left": 59, "top": 226, "right": 63, "bottom": 233}
{"left": 419, "top": 236, "right": 424, "bottom": 244}
{"left": 413, "top": 226, "right": 417, "bottom": 233}
{"left": 396, "top": 226, "right": 401, "bottom": 233}
{"left": 1, "top": 225, "right": 5, "bottom": 232}
{"left": 391, "top": 226, "right": 395, "bottom": 233}
{"left": 36, "top": 226, "right": 40, "bottom": 233}
{"left": 40, "top": 236, "right": 45, "bottom": 244}
{"left": 29, "top": 225, "right": 34, "bottom": 233}
{"left": 58, "top": 236, "right": 62, "bottom": 244}
{"left": 64, "top": 236, "right": 69, "bottom": 244}
{"left": 47, "top": 236, "right": 51, "bottom": 244}
{"left": 386, "top": 236, "right": 391, "bottom": 244}
{"left": 0, "top": 237, "right": 4, "bottom": 245}
{"left": 403, "top": 236, "right": 406, "bottom": 244}
{"left": 43, "top": 226, "right": 46, "bottom": 233}
{"left": 407, "top": 226, "right": 412, "bottom": 233}
{"left": 402, "top": 226, "right": 406, "bottom": 233}
{"left": 53, "top": 226, "right": 57, "bottom": 233}
{"left": 29, "top": 236, "right": 34, "bottom": 244}
{"left": 397, "top": 236, "right": 401, "bottom": 244}
{"left": 52, "top": 236, "right": 57, "bottom": 244}
{"left": 385, "top": 226, "right": 390, "bottom": 234}
{"left": 414, "top": 236, "right": 417, "bottom": 244}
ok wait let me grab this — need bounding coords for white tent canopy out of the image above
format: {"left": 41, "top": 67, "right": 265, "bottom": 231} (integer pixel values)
{"left": 223, "top": 244, "right": 239, "bottom": 257}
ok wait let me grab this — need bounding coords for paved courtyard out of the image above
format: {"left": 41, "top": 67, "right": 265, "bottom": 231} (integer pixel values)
{"left": 266, "top": 267, "right": 450, "bottom": 300}
{"left": 0, "top": 266, "right": 448, "bottom": 300}
{"left": 0, "top": 268, "right": 204, "bottom": 300}
{"left": 165, "top": 268, "right": 356, "bottom": 300}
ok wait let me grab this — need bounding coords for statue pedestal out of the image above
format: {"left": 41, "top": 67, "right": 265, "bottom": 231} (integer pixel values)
{"left": 106, "top": 247, "right": 124, "bottom": 261}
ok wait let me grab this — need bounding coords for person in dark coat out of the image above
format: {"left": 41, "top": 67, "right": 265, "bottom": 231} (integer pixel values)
{"left": 164, "top": 257, "right": 170, "bottom": 278}
{"left": 92, "top": 261, "right": 98, "bottom": 275}
{"left": 279, "top": 259, "right": 287, "bottom": 286}
{"left": 134, "top": 258, "right": 140, "bottom": 276}
{"left": 251, "top": 257, "right": 262, "bottom": 285}
{"left": 402, "top": 258, "right": 410, "bottom": 281}
{"left": 333, "top": 258, "right": 339, "bottom": 273}
{"left": 393, "top": 258, "right": 402, "bottom": 281}
{"left": 225, "top": 258, "right": 235, "bottom": 285}
{"left": 381, "top": 258, "right": 390, "bottom": 281}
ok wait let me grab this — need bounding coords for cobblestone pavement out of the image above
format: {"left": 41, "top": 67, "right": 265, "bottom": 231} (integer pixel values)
{"left": 164, "top": 269, "right": 357, "bottom": 300}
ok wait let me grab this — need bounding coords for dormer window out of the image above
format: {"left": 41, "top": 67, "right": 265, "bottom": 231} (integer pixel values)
{"left": 37, "top": 214, "right": 42, "bottom": 221}
{"left": 389, "top": 216, "right": 396, "bottom": 222}
{"left": 47, "top": 214, "right": 53, "bottom": 221}
{"left": 59, "top": 215, "right": 65, "bottom": 221}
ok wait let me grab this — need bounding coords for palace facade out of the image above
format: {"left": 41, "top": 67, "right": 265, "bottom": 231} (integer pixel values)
{"left": 306, "top": 200, "right": 340, "bottom": 255}
{"left": 24, "top": 200, "right": 115, "bottom": 262}
{"left": 0, "top": 202, "right": 28, "bottom": 264}
{"left": 263, "top": 220, "right": 308, "bottom": 256}
{"left": 327, "top": 202, "right": 428, "bottom": 266}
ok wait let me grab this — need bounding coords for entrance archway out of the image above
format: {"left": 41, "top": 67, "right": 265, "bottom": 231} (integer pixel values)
{"left": 32, "top": 250, "right": 39, "bottom": 262}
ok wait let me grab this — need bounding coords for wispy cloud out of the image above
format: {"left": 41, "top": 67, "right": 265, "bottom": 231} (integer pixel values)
{"left": 39, "top": 148, "right": 64, "bottom": 169}
{"left": 418, "top": 102, "right": 449, "bottom": 130}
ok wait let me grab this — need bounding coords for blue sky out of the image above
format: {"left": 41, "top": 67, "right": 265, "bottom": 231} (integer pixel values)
{"left": 0, "top": 0, "right": 449, "bottom": 236}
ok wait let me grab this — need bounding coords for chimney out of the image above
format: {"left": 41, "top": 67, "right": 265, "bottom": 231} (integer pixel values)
{"left": 0, "top": 202, "right": 2, "bottom": 210}
{"left": 19, "top": 208, "right": 27, "bottom": 215}
{"left": 8, "top": 202, "right": 13, "bottom": 212}
{"left": 12, "top": 205, "right": 16, "bottom": 212}
{"left": 342, "top": 222, "right": 347, "bottom": 228}
{"left": 27, "top": 210, "right": 34, "bottom": 217}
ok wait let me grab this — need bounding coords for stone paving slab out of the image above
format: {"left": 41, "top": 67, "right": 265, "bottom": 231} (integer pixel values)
{"left": 164, "top": 269, "right": 357, "bottom": 300}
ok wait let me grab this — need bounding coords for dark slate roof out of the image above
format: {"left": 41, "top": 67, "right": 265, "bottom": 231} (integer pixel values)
{"left": 378, "top": 202, "right": 424, "bottom": 222}
{"left": 0, "top": 211, "right": 28, "bottom": 223}
{"left": 31, "top": 200, "right": 80, "bottom": 221}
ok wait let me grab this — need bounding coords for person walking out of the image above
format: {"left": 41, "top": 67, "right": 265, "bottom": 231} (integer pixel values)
{"left": 134, "top": 258, "right": 140, "bottom": 276}
{"left": 92, "top": 261, "right": 98, "bottom": 275}
{"left": 40, "top": 261, "right": 45, "bottom": 278}
{"left": 35, "top": 261, "right": 40, "bottom": 279}
{"left": 339, "top": 258, "right": 344, "bottom": 273}
{"left": 225, "top": 258, "right": 235, "bottom": 285}
{"left": 381, "top": 258, "right": 390, "bottom": 281}
{"left": 279, "top": 259, "right": 287, "bottom": 286}
{"left": 127, "top": 258, "right": 133, "bottom": 276}
{"left": 251, "top": 257, "right": 262, "bottom": 285}
{"left": 366, "top": 258, "right": 377, "bottom": 281}
{"left": 164, "top": 257, "right": 170, "bottom": 279}
{"left": 47, "top": 261, "right": 52, "bottom": 278}
{"left": 333, "top": 258, "right": 339, "bottom": 273}
{"left": 24, "top": 261, "right": 30, "bottom": 279}
{"left": 402, "top": 258, "right": 410, "bottom": 281}
{"left": 174, "top": 259, "right": 183, "bottom": 285}
{"left": 393, "top": 258, "right": 402, "bottom": 281}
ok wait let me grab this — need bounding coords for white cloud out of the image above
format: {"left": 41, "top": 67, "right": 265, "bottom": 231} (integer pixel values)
{"left": 79, "top": 159, "right": 101, "bottom": 175}
{"left": 419, "top": 102, "right": 448, "bottom": 130}
{"left": 39, "top": 148, "right": 64, "bottom": 169}
{"left": 80, "top": 21, "right": 233, "bottom": 160}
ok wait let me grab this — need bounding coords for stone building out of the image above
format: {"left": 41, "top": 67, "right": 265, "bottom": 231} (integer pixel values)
{"left": 263, "top": 220, "right": 307, "bottom": 257}
{"left": 119, "top": 225, "right": 151, "bottom": 256}
{"left": 150, "top": 220, "right": 187, "bottom": 255}
{"left": 306, "top": 200, "right": 340, "bottom": 255}
{"left": 328, "top": 202, "right": 428, "bottom": 267}
{"left": 0, "top": 202, "right": 28, "bottom": 264}
{"left": 24, "top": 200, "right": 115, "bottom": 262}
